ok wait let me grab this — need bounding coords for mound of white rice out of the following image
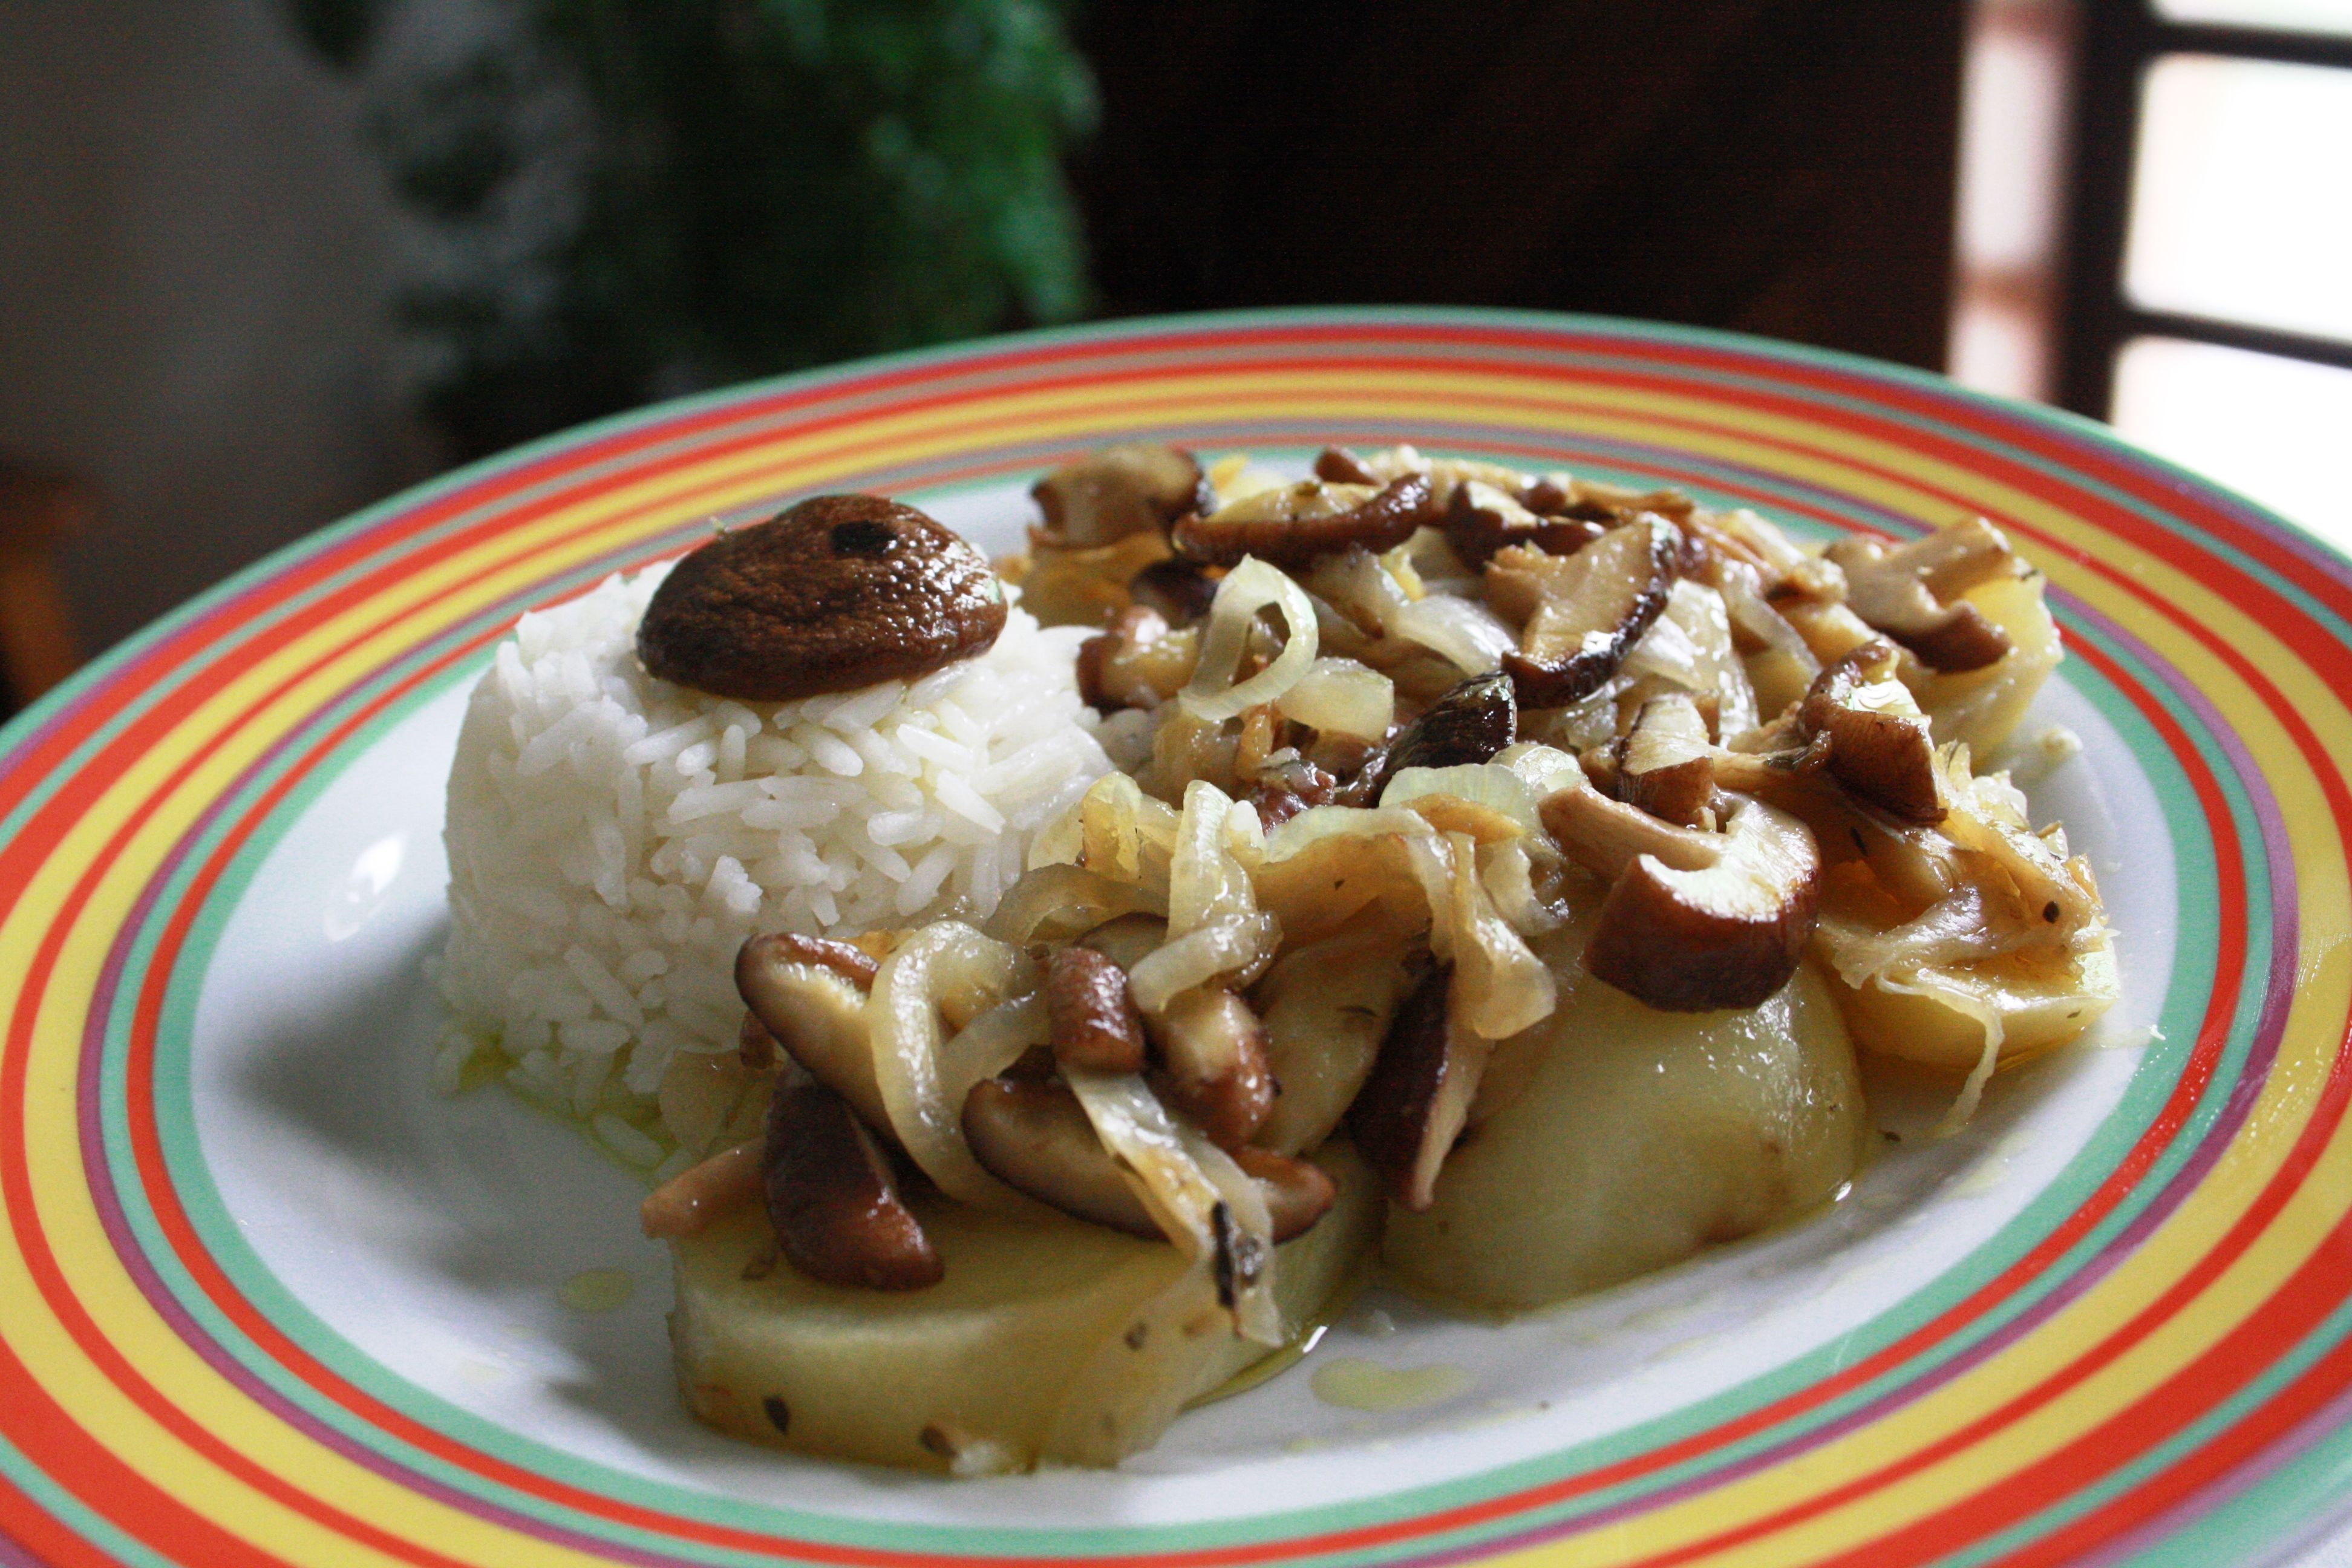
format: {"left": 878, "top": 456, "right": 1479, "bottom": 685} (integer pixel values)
{"left": 433, "top": 563, "right": 1115, "bottom": 1152}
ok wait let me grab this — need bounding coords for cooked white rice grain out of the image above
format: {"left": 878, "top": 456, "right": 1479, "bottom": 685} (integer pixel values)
{"left": 437, "top": 564, "right": 1111, "bottom": 1137}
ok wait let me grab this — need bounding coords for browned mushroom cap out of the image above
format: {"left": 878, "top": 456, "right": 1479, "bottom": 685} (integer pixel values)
{"left": 1045, "top": 946, "right": 1148, "bottom": 1074}
{"left": 1544, "top": 788, "right": 1823, "bottom": 1012}
{"left": 1615, "top": 693, "right": 1718, "bottom": 828}
{"left": 765, "top": 1074, "right": 942, "bottom": 1290}
{"left": 736, "top": 933, "right": 890, "bottom": 1135}
{"left": 1488, "top": 515, "right": 1681, "bottom": 707}
{"left": 1313, "top": 445, "right": 1380, "bottom": 485}
{"left": 1145, "top": 987, "right": 1276, "bottom": 1151}
{"left": 1348, "top": 963, "right": 1492, "bottom": 1210}
{"left": 1795, "top": 641, "right": 1946, "bottom": 825}
{"left": 1443, "top": 480, "right": 1609, "bottom": 569}
{"left": 1171, "top": 474, "right": 1438, "bottom": 567}
{"left": 959, "top": 1077, "right": 1334, "bottom": 1241}
{"left": 962, "top": 1076, "right": 1157, "bottom": 1236}
{"left": 1342, "top": 671, "right": 1517, "bottom": 805}
{"left": 638, "top": 495, "right": 1008, "bottom": 702}
{"left": 1030, "top": 443, "right": 1205, "bottom": 547}
{"left": 1824, "top": 517, "right": 2017, "bottom": 673}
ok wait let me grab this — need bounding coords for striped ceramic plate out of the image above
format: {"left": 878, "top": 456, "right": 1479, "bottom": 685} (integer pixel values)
{"left": 1, "top": 310, "right": 2343, "bottom": 1567}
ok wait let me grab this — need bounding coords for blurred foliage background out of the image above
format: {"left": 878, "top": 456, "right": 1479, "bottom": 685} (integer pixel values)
{"left": 284, "top": 0, "right": 1097, "bottom": 459}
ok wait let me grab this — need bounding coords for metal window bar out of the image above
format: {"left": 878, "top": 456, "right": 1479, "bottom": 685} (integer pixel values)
{"left": 2053, "top": 0, "right": 2352, "bottom": 418}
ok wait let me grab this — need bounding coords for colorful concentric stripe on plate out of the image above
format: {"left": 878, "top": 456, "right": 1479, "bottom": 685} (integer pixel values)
{"left": 0, "top": 309, "right": 2345, "bottom": 1567}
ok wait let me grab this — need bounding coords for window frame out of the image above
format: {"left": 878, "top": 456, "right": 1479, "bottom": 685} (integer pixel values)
{"left": 2055, "top": 0, "right": 2352, "bottom": 419}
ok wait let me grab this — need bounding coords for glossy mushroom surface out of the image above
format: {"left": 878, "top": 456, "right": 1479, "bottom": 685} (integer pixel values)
{"left": 638, "top": 494, "right": 1007, "bottom": 702}
{"left": 765, "top": 1075, "right": 942, "bottom": 1291}
{"left": 1491, "top": 515, "right": 1680, "bottom": 707}
{"left": 1172, "top": 475, "right": 1437, "bottom": 567}
{"left": 737, "top": 933, "right": 890, "bottom": 1135}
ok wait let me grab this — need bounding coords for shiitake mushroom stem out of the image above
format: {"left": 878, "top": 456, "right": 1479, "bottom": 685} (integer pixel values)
{"left": 1144, "top": 987, "right": 1276, "bottom": 1150}
{"left": 960, "top": 1076, "right": 1334, "bottom": 1241}
{"left": 1045, "top": 946, "right": 1149, "bottom": 1074}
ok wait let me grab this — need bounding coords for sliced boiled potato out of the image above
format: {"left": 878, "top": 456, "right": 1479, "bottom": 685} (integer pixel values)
{"left": 669, "top": 1145, "right": 1378, "bottom": 1472}
{"left": 1832, "top": 935, "right": 2118, "bottom": 1076}
{"left": 1903, "top": 572, "right": 2062, "bottom": 756}
{"left": 1385, "top": 930, "right": 1865, "bottom": 1312}
{"left": 1252, "top": 924, "right": 1420, "bottom": 1155}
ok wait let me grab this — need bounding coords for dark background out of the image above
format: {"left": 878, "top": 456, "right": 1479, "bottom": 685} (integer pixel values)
{"left": 0, "top": 0, "right": 1964, "bottom": 684}
{"left": 1077, "top": 1, "right": 1962, "bottom": 372}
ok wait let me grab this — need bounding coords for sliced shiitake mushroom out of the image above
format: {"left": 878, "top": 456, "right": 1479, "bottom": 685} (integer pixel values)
{"left": 736, "top": 933, "right": 889, "bottom": 1134}
{"left": 1685, "top": 506, "right": 1845, "bottom": 603}
{"left": 1244, "top": 758, "right": 1339, "bottom": 829}
{"left": 1795, "top": 640, "right": 1945, "bottom": 824}
{"left": 1614, "top": 692, "right": 1718, "bottom": 828}
{"left": 1171, "top": 474, "right": 1438, "bottom": 567}
{"left": 1824, "top": 517, "right": 2018, "bottom": 673}
{"left": 739, "top": 1010, "right": 779, "bottom": 1071}
{"left": 1045, "top": 946, "right": 1147, "bottom": 1074}
{"left": 959, "top": 1077, "right": 1333, "bottom": 1240}
{"left": 765, "top": 1073, "right": 942, "bottom": 1291}
{"left": 1443, "top": 480, "right": 1609, "bottom": 569}
{"left": 962, "top": 1076, "right": 1156, "bottom": 1236}
{"left": 1348, "top": 963, "right": 1494, "bottom": 1210}
{"left": 1127, "top": 557, "right": 1221, "bottom": 623}
{"left": 1229, "top": 1146, "right": 1339, "bottom": 1240}
{"left": 1031, "top": 443, "right": 1205, "bottom": 547}
{"left": 1543, "top": 786, "right": 1823, "bottom": 1011}
{"left": 1076, "top": 605, "right": 1200, "bottom": 713}
{"left": 1313, "top": 445, "right": 1382, "bottom": 485}
{"left": 1489, "top": 515, "right": 1681, "bottom": 707}
{"left": 638, "top": 495, "right": 1007, "bottom": 702}
{"left": 1342, "top": 670, "right": 1517, "bottom": 805}
{"left": 1145, "top": 987, "right": 1276, "bottom": 1150}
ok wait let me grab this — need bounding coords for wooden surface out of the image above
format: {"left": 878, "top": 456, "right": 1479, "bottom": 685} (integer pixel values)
{"left": 1073, "top": 1, "right": 1967, "bottom": 373}
{"left": 0, "top": 463, "right": 93, "bottom": 707}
